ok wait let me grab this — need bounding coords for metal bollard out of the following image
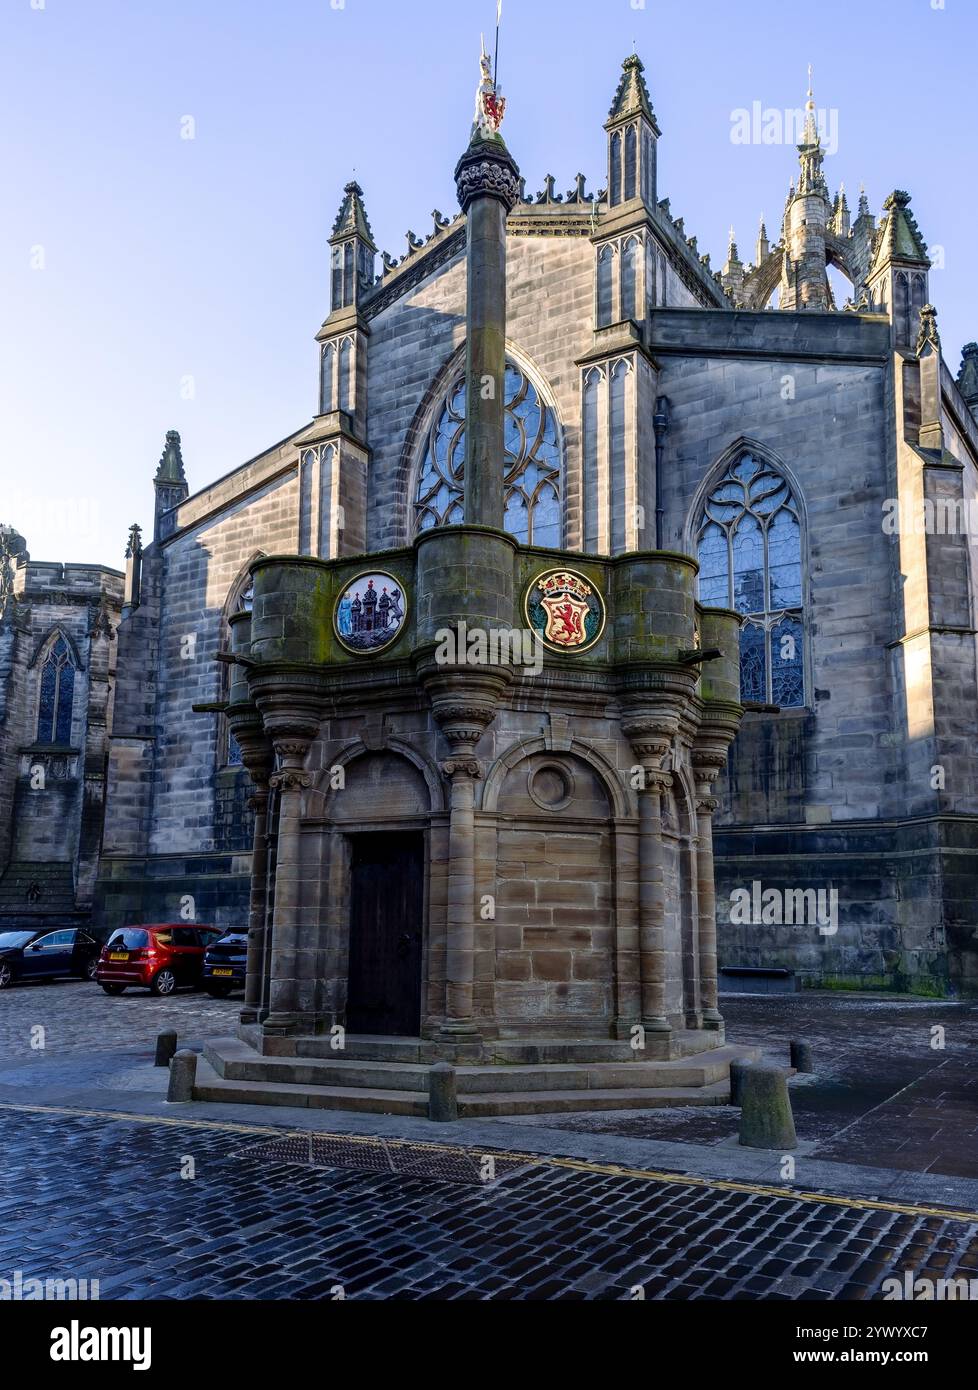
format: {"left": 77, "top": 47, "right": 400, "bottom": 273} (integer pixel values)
{"left": 738, "top": 1063, "right": 797, "bottom": 1150}
{"left": 155, "top": 1029, "right": 178, "bottom": 1067}
{"left": 789, "top": 1039, "right": 814, "bottom": 1073}
{"left": 167, "top": 1049, "right": 198, "bottom": 1103}
{"left": 428, "top": 1062, "right": 458, "bottom": 1122}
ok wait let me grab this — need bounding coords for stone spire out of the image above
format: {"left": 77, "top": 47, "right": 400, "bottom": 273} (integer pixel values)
{"left": 870, "top": 191, "right": 930, "bottom": 274}
{"left": 722, "top": 227, "right": 745, "bottom": 303}
{"left": 454, "top": 40, "right": 521, "bottom": 529}
{"left": 154, "top": 429, "right": 189, "bottom": 540}
{"left": 756, "top": 215, "right": 769, "bottom": 266}
{"left": 796, "top": 66, "right": 828, "bottom": 198}
{"left": 606, "top": 53, "right": 659, "bottom": 129}
{"left": 958, "top": 343, "right": 978, "bottom": 422}
{"left": 833, "top": 183, "right": 851, "bottom": 237}
{"left": 604, "top": 53, "right": 660, "bottom": 208}
{"left": 328, "top": 181, "right": 377, "bottom": 316}
{"left": 330, "top": 181, "right": 376, "bottom": 249}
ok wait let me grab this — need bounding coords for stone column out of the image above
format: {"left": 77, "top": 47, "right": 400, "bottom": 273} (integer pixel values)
{"left": 636, "top": 766, "right": 673, "bottom": 1034}
{"left": 440, "top": 757, "right": 482, "bottom": 1034}
{"left": 240, "top": 773, "right": 270, "bottom": 1025}
{"left": 693, "top": 751, "right": 727, "bottom": 1031}
{"left": 263, "top": 738, "right": 314, "bottom": 1036}
{"left": 454, "top": 137, "right": 521, "bottom": 529}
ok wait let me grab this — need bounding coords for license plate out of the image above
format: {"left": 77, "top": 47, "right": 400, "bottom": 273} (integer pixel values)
{"left": 212, "top": 968, "right": 233, "bottom": 977}
{"left": 109, "top": 953, "right": 129, "bottom": 961}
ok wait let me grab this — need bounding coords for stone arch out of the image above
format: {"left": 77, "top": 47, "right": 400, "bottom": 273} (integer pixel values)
{"left": 683, "top": 435, "right": 809, "bottom": 555}
{"left": 306, "top": 738, "right": 445, "bottom": 819}
{"left": 29, "top": 625, "right": 84, "bottom": 672}
{"left": 742, "top": 247, "right": 784, "bottom": 310}
{"left": 482, "top": 734, "right": 633, "bottom": 818}
{"left": 402, "top": 340, "right": 566, "bottom": 546}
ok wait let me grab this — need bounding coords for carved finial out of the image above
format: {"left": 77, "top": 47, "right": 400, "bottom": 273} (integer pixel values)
{"left": 155, "top": 430, "right": 185, "bottom": 483}
{"left": 916, "top": 304, "right": 940, "bottom": 357}
{"left": 125, "top": 522, "right": 143, "bottom": 560}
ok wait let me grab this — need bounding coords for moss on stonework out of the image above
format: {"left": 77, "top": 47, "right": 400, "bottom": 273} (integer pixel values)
{"left": 812, "top": 974, "right": 949, "bottom": 999}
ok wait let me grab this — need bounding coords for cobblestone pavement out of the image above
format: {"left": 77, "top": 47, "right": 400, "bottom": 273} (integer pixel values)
{"left": 504, "top": 994, "right": 978, "bottom": 1180}
{"left": 1, "top": 1104, "right": 977, "bottom": 1300}
{"left": 0, "top": 977, "right": 238, "bottom": 1062}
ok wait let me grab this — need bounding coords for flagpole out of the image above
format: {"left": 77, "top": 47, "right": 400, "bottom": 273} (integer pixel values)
{"left": 493, "top": 1, "right": 501, "bottom": 87}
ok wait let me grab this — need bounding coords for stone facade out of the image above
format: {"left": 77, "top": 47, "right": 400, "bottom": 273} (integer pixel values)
{"left": 0, "top": 526, "right": 122, "bottom": 928}
{"left": 93, "top": 53, "right": 978, "bottom": 1003}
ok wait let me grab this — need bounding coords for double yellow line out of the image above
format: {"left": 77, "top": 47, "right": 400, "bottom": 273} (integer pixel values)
{"left": 3, "top": 1100, "right": 976, "bottom": 1225}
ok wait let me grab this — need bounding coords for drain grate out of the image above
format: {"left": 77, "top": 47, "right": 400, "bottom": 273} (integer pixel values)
{"left": 232, "top": 1132, "right": 537, "bottom": 1186}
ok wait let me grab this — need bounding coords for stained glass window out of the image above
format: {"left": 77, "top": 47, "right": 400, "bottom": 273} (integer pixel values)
{"left": 695, "top": 454, "right": 804, "bottom": 708}
{"left": 36, "top": 636, "right": 75, "bottom": 745}
{"left": 414, "top": 363, "right": 562, "bottom": 548}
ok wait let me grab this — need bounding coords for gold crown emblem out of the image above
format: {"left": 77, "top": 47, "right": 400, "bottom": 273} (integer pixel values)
{"left": 538, "top": 570, "right": 592, "bottom": 601}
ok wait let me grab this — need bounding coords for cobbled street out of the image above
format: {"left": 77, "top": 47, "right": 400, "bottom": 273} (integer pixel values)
{"left": 1, "top": 981, "right": 977, "bottom": 1299}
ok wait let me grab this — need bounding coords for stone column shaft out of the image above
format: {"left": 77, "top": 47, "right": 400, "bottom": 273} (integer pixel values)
{"left": 441, "top": 760, "right": 481, "bottom": 1032}
{"left": 464, "top": 195, "right": 507, "bottom": 528}
{"left": 637, "top": 770, "right": 672, "bottom": 1032}
{"left": 696, "top": 795, "right": 722, "bottom": 1027}
{"left": 241, "top": 783, "right": 269, "bottom": 1024}
{"left": 263, "top": 746, "right": 313, "bottom": 1035}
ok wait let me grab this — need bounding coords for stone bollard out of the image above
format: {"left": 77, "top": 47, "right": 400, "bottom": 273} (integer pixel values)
{"left": 738, "top": 1064, "right": 797, "bottom": 1150}
{"left": 167, "top": 1050, "right": 198, "bottom": 1103}
{"left": 790, "top": 1040, "right": 814, "bottom": 1073}
{"left": 155, "top": 1029, "right": 178, "bottom": 1068}
{"left": 428, "top": 1062, "right": 458, "bottom": 1122}
{"left": 729, "top": 1058, "right": 754, "bottom": 1106}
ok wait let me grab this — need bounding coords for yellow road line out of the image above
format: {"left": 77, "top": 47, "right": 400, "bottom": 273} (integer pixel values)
{"left": 2, "top": 1100, "right": 976, "bottom": 1225}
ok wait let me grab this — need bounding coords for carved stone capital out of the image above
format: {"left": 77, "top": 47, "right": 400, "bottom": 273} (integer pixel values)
{"left": 441, "top": 759, "right": 483, "bottom": 780}
{"left": 695, "top": 795, "right": 720, "bottom": 816}
{"left": 269, "top": 769, "right": 314, "bottom": 794}
{"left": 454, "top": 140, "right": 521, "bottom": 214}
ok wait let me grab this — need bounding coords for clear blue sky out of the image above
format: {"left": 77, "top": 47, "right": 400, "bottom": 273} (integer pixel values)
{"left": 2, "top": 0, "right": 973, "bottom": 567}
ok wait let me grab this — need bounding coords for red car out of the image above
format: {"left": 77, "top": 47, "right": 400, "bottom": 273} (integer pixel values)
{"left": 96, "top": 925, "right": 221, "bottom": 996}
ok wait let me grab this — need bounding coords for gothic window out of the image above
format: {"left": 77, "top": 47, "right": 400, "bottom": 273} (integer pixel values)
{"left": 624, "top": 125, "right": 637, "bottom": 201}
{"left": 695, "top": 453, "right": 804, "bottom": 708}
{"left": 414, "top": 362, "right": 562, "bottom": 547}
{"left": 320, "top": 344, "right": 334, "bottom": 413}
{"left": 36, "top": 635, "right": 75, "bottom": 745}
{"left": 610, "top": 131, "right": 622, "bottom": 207}
{"left": 338, "top": 339, "right": 353, "bottom": 412}
{"left": 597, "top": 244, "right": 614, "bottom": 327}
{"left": 621, "top": 237, "right": 640, "bottom": 321}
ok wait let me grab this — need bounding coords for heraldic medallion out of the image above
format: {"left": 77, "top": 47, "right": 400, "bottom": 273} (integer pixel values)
{"left": 524, "top": 568, "right": 606, "bottom": 654}
{"left": 334, "top": 571, "right": 407, "bottom": 655}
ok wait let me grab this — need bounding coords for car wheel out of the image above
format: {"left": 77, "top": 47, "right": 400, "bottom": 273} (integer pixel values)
{"left": 151, "top": 968, "right": 177, "bottom": 997}
{"left": 205, "top": 984, "right": 233, "bottom": 999}
{"left": 85, "top": 958, "right": 98, "bottom": 981}
{"left": 0, "top": 962, "right": 14, "bottom": 989}
{"left": 101, "top": 983, "right": 125, "bottom": 995}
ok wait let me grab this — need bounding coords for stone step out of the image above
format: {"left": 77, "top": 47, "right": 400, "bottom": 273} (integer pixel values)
{"left": 192, "top": 1057, "right": 428, "bottom": 1116}
{"left": 205, "top": 1039, "right": 752, "bottom": 1094}
{"left": 192, "top": 1057, "right": 729, "bottom": 1117}
{"left": 458, "top": 1081, "right": 731, "bottom": 1117}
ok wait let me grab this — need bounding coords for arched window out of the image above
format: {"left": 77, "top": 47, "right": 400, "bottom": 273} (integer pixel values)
{"left": 414, "top": 361, "right": 562, "bottom": 548}
{"left": 597, "top": 244, "right": 614, "bottom": 327}
{"left": 621, "top": 236, "right": 640, "bottom": 321}
{"left": 695, "top": 453, "right": 804, "bottom": 707}
{"left": 320, "top": 344, "right": 334, "bottom": 413}
{"left": 37, "top": 634, "right": 76, "bottom": 745}
{"left": 225, "top": 576, "right": 255, "bottom": 767}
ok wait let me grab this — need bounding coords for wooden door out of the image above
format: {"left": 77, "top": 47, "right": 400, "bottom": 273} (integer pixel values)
{"left": 346, "top": 833, "right": 424, "bottom": 1036}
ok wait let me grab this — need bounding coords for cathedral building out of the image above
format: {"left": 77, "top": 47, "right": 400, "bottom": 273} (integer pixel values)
{"left": 83, "top": 51, "right": 978, "bottom": 1102}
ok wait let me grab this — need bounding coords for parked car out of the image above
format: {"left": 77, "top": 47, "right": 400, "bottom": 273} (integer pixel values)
{"left": 95, "top": 924, "right": 221, "bottom": 996}
{"left": 202, "top": 930, "right": 247, "bottom": 997}
{"left": 0, "top": 928, "right": 100, "bottom": 989}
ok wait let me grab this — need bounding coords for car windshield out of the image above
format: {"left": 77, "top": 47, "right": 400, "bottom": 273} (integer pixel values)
{"left": 0, "top": 931, "right": 35, "bottom": 950}
{"left": 106, "top": 929, "right": 150, "bottom": 949}
{"left": 215, "top": 934, "right": 247, "bottom": 946}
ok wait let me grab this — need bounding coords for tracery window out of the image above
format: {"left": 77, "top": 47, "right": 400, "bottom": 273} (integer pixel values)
{"left": 414, "top": 362, "right": 562, "bottom": 548}
{"left": 37, "top": 635, "right": 75, "bottom": 745}
{"left": 695, "top": 453, "right": 804, "bottom": 708}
